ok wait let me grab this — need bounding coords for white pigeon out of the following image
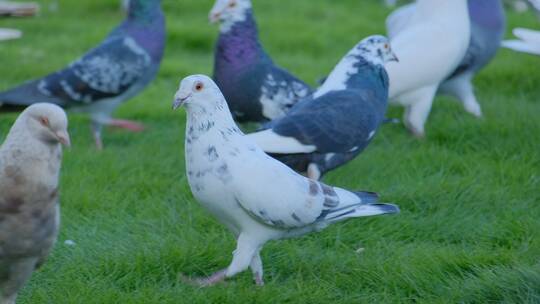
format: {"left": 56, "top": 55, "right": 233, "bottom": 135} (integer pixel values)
{"left": 385, "top": 0, "right": 471, "bottom": 137}
{"left": 502, "top": 28, "right": 540, "bottom": 56}
{"left": 173, "top": 75, "right": 399, "bottom": 286}
{"left": 0, "top": 103, "right": 70, "bottom": 304}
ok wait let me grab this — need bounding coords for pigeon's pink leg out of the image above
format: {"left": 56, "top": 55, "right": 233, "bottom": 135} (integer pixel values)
{"left": 108, "top": 119, "right": 145, "bottom": 132}
{"left": 92, "top": 122, "right": 104, "bottom": 150}
{"left": 180, "top": 269, "right": 227, "bottom": 287}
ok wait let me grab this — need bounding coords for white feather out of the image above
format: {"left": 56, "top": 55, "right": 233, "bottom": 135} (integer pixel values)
{"left": 502, "top": 27, "right": 540, "bottom": 56}
{"left": 245, "top": 129, "right": 317, "bottom": 154}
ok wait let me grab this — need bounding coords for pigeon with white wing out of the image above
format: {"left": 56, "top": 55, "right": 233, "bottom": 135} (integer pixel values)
{"left": 173, "top": 75, "right": 399, "bottom": 286}
{"left": 503, "top": 28, "right": 540, "bottom": 55}
{"left": 246, "top": 36, "right": 397, "bottom": 180}
{"left": 0, "top": 0, "right": 165, "bottom": 149}
{"left": 387, "top": 0, "right": 506, "bottom": 118}
{"left": 0, "top": 103, "right": 69, "bottom": 304}
{"left": 211, "top": 0, "right": 312, "bottom": 123}
{"left": 384, "top": 0, "right": 471, "bottom": 137}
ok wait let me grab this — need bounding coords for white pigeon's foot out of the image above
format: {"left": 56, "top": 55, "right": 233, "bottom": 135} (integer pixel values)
{"left": 108, "top": 119, "right": 145, "bottom": 132}
{"left": 179, "top": 269, "right": 227, "bottom": 287}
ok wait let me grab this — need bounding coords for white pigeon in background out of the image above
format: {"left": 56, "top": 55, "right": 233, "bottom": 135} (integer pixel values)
{"left": 503, "top": 28, "right": 540, "bottom": 55}
{"left": 0, "top": 103, "right": 70, "bottom": 304}
{"left": 0, "top": 28, "right": 21, "bottom": 42}
{"left": 385, "top": 0, "right": 471, "bottom": 137}
{"left": 173, "top": 75, "right": 399, "bottom": 286}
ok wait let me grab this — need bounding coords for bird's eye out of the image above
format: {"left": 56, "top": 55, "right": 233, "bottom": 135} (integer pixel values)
{"left": 195, "top": 82, "right": 204, "bottom": 91}
{"left": 39, "top": 116, "right": 50, "bottom": 127}
{"left": 384, "top": 44, "right": 389, "bottom": 49}
{"left": 229, "top": 1, "right": 237, "bottom": 8}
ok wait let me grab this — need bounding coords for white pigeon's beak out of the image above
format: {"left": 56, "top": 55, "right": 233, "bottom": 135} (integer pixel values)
{"left": 172, "top": 93, "right": 191, "bottom": 110}
{"left": 390, "top": 51, "right": 399, "bottom": 63}
{"left": 56, "top": 130, "right": 71, "bottom": 148}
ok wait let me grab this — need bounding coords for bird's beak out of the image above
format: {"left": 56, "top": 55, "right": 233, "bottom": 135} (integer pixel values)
{"left": 172, "top": 93, "right": 191, "bottom": 110}
{"left": 390, "top": 51, "right": 399, "bottom": 63}
{"left": 56, "top": 130, "right": 71, "bottom": 148}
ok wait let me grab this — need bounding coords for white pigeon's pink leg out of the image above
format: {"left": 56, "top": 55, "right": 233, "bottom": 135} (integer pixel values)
{"left": 307, "top": 164, "right": 322, "bottom": 181}
{"left": 181, "top": 235, "right": 262, "bottom": 287}
{"left": 180, "top": 269, "right": 228, "bottom": 287}
{"left": 108, "top": 119, "right": 145, "bottom": 132}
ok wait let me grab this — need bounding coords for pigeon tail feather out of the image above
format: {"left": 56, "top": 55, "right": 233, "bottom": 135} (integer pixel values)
{"left": 325, "top": 203, "right": 400, "bottom": 224}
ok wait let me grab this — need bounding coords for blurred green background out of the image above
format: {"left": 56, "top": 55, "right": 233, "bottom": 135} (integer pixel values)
{"left": 1, "top": 0, "right": 539, "bottom": 303}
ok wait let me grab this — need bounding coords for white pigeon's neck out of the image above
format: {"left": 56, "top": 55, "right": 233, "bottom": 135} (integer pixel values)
{"left": 185, "top": 99, "right": 244, "bottom": 144}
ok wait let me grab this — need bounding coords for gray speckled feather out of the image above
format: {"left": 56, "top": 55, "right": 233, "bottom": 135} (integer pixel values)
{"left": 0, "top": 0, "right": 165, "bottom": 119}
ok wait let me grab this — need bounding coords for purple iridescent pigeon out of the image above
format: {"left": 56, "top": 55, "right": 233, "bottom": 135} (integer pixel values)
{"left": 0, "top": 0, "right": 165, "bottom": 149}
{"left": 246, "top": 36, "right": 398, "bottom": 180}
{"left": 387, "top": 0, "right": 506, "bottom": 118}
{"left": 210, "top": 0, "right": 312, "bottom": 123}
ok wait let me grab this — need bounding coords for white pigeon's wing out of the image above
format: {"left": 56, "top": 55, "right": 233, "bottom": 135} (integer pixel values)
{"left": 502, "top": 40, "right": 540, "bottom": 55}
{"left": 228, "top": 147, "right": 378, "bottom": 229}
{"left": 245, "top": 129, "right": 317, "bottom": 154}
{"left": 386, "top": 3, "right": 416, "bottom": 39}
{"left": 502, "top": 28, "right": 540, "bottom": 56}
{"left": 513, "top": 28, "right": 540, "bottom": 45}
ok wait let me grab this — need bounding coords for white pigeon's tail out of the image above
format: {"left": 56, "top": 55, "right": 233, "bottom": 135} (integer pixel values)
{"left": 324, "top": 203, "right": 400, "bottom": 224}
{"left": 502, "top": 28, "right": 540, "bottom": 56}
{"left": 321, "top": 188, "right": 399, "bottom": 224}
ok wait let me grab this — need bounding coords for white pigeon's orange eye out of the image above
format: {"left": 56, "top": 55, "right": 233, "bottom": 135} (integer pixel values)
{"left": 39, "top": 116, "right": 50, "bottom": 127}
{"left": 384, "top": 44, "right": 389, "bottom": 49}
{"left": 195, "top": 82, "right": 204, "bottom": 92}
{"left": 229, "top": 1, "right": 237, "bottom": 8}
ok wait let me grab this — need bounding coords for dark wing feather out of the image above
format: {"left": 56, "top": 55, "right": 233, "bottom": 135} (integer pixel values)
{"left": 0, "top": 36, "right": 151, "bottom": 107}
{"left": 272, "top": 90, "right": 380, "bottom": 153}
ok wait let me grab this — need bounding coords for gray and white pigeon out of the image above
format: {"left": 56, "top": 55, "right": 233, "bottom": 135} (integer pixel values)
{"left": 0, "top": 103, "right": 69, "bottom": 304}
{"left": 0, "top": 0, "right": 165, "bottom": 149}
{"left": 172, "top": 75, "right": 399, "bottom": 286}
{"left": 211, "top": 0, "right": 312, "bottom": 123}
{"left": 387, "top": 0, "right": 506, "bottom": 118}
{"left": 246, "top": 36, "right": 397, "bottom": 180}
{"left": 384, "top": 0, "right": 471, "bottom": 137}
{"left": 503, "top": 27, "right": 540, "bottom": 56}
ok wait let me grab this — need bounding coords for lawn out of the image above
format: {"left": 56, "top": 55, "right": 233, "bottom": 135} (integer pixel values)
{"left": 1, "top": 0, "right": 540, "bottom": 303}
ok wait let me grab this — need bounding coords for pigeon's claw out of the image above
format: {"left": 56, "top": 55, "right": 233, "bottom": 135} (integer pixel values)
{"left": 108, "top": 119, "right": 145, "bottom": 132}
{"left": 179, "top": 269, "right": 227, "bottom": 287}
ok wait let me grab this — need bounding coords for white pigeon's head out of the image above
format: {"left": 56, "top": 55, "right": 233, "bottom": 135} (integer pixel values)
{"left": 173, "top": 75, "right": 224, "bottom": 110}
{"left": 209, "top": 0, "right": 252, "bottom": 28}
{"left": 21, "top": 103, "right": 71, "bottom": 147}
{"left": 353, "top": 35, "right": 398, "bottom": 65}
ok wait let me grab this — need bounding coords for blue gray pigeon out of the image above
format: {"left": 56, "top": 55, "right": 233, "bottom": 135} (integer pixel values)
{"left": 210, "top": 0, "right": 312, "bottom": 123}
{"left": 0, "top": 0, "right": 165, "bottom": 149}
{"left": 246, "top": 36, "right": 397, "bottom": 180}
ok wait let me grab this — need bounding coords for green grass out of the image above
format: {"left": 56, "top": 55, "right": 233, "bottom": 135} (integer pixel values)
{"left": 1, "top": 0, "right": 540, "bottom": 303}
